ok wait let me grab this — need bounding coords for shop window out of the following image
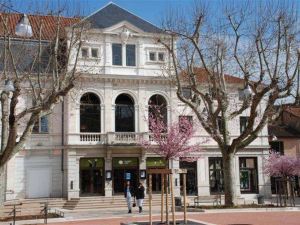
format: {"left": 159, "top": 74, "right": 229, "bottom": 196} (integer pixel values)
{"left": 146, "top": 157, "right": 166, "bottom": 193}
{"left": 115, "top": 94, "right": 135, "bottom": 132}
{"left": 180, "top": 160, "right": 198, "bottom": 195}
{"left": 240, "top": 116, "right": 249, "bottom": 134}
{"left": 112, "top": 43, "right": 122, "bottom": 65}
{"left": 126, "top": 44, "right": 136, "bottom": 66}
{"left": 33, "top": 115, "right": 49, "bottom": 133}
{"left": 80, "top": 93, "right": 101, "bottom": 132}
{"left": 209, "top": 157, "right": 224, "bottom": 193}
{"left": 239, "top": 157, "right": 258, "bottom": 193}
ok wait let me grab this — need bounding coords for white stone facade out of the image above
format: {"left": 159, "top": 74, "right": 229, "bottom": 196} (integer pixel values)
{"left": 3, "top": 4, "right": 271, "bottom": 202}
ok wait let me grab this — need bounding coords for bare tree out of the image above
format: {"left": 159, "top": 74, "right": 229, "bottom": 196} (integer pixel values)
{"left": 159, "top": 1, "right": 300, "bottom": 206}
{"left": 0, "top": 7, "right": 87, "bottom": 204}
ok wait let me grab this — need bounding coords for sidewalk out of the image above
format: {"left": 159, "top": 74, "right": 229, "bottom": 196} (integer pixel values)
{"left": 2, "top": 206, "right": 300, "bottom": 225}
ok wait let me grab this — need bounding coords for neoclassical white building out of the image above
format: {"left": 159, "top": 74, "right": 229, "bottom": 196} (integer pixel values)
{"left": 3, "top": 3, "right": 271, "bottom": 203}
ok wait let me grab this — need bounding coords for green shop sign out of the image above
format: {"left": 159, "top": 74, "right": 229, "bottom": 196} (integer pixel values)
{"left": 80, "top": 158, "right": 104, "bottom": 169}
{"left": 113, "top": 157, "right": 138, "bottom": 168}
{"left": 146, "top": 157, "right": 166, "bottom": 167}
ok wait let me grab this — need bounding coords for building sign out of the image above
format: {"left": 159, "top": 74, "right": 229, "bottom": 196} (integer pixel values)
{"left": 146, "top": 157, "right": 166, "bottom": 168}
{"left": 113, "top": 157, "right": 138, "bottom": 168}
{"left": 125, "top": 172, "right": 131, "bottom": 180}
{"left": 80, "top": 158, "right": 104, "bottom": 169}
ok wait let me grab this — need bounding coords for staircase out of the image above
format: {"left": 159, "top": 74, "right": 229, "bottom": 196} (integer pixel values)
{"left": 63, "top": 194, "right": 172, "bottom": 210}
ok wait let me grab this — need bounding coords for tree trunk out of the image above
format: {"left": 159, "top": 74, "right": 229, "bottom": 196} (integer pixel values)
{"left": 223, "top": 152, "right": 236, "bottom": 206}
{"left": 0, "top": 165, "right": 6, "bottom": 206}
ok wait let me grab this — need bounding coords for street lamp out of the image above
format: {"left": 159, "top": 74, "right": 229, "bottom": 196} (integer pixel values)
{"left": 15, "top": 14, "right": 33, "bottom": 38}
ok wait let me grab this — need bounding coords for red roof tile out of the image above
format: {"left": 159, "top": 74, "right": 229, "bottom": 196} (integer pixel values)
{"left": 0, "top": 13, "right": 79, "bottom": 41}
{"left": 181, "top": 68, "right": 244, "bottom": 85}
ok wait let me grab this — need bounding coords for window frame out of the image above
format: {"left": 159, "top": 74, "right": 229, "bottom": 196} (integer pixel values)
{"left": 126, "top": 44, "right": 136, "bottom": 66}
{"left": 32, "top": 115, "right": 49, "bottom": 134}
{"left": 91, "top": 48, "right": 99, "bottom": 58}
{"left": 112, "top": 43, "right": 122, "bottom": 66}
{"left": 149, "top": 52, "right": 156, "bottom": 61}
{"left": 209, "top": 157, "right": 224, "bottom": 194}
{"left": 81, "top": 47, "right": 89, "bottom": 58}
{"left": 158, "top": 52, "right": 165, "bottom": 61}
{"left": 240, "top": 116, "right": 249, "bottom": 134}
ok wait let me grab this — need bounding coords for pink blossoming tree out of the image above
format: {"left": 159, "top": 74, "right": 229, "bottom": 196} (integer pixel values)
{"left": 140, "top": 109, "right": 203, "bottom": 162}
{"left": 264, "top": 151, "right": 300, "bottom": 206}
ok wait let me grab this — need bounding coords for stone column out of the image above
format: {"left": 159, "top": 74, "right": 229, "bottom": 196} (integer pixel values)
{"left": 67, "top": 150, "right": 80, "bottom": 200}
{"left": 105, "top": 148, "right": 113, "bottom": 197}
{"left": 258, "top": 151, "right": 272, "bottom": 197}
{"left": 134, "top": 104, "right": 139, "bottom": 132}
{"left": 197, "top": 157, "right": 210, "bottom": 196}
{"left": 100, "top": 104, "right": 105, "bottom": 133}
{"left": 140, "top": 149, "right": 147, "bottom": 193}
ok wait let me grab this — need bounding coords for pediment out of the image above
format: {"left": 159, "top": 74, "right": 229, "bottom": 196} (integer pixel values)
{"left": 103, "top": 21, "right": 145, "bottom": 35}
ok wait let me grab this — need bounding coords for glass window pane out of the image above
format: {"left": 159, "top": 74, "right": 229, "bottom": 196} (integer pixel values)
{"left": 240, "top": 116, "right": 249, "bottom": 134}
{"left": 149, "top": 52, "right": 156, "bottom": 61}
{"left": 91, "top": 48, "right": 98, "bottom": 58}
{"left": 80, "top": 93, "right": 101, "bottom": 132}
{"left": 81, "top": 48, "right": 88, "bottom": 58}
{"left": 112, "top": 44, "right": 122, "bottom": 65}
{"left": 40, "top": 116, "right": 49, "bottom": 133}
{"left": 158, "top": 52, "right": 164, "bottom": 61}
{"left": 126, "top": 44, "right": 136, "bottom": 66}
{"left": 32, "top": 120, "right": 40, "bottom": 133}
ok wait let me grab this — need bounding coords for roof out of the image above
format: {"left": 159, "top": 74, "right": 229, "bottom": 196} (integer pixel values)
{"left": 181, "top": 68, "right": 245, "bottom": 85}
{"left": 268, "top": 124, "right": 300, "bottom": 138}
{"left": 0, "top": 13, "right": 79, "bottom": 40}
{"left": 284, "top": 106, "right": 300, "bottom": 118}
{"left": 84, "top": 2, "right": 161, "bottom": 33}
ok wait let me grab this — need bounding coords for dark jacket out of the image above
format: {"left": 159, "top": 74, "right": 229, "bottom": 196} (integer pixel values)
{"left": 124, "top": 186, "right": 135, "bottom": 198}
{"left": 135, "top": 186, "right": 145, "bottom": 199}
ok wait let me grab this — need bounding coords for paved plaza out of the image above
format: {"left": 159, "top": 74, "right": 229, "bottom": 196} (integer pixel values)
{"left": 3, "top": 208, "right": 300, "bottom": 225}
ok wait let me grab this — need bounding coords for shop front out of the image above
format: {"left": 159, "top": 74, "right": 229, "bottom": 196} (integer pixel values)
{"left": 80, "top": 158, "right": 104, "bottom": 196}
{"left": 112, "top": 157, "right": 139, "bottom": 194}
{"left": 180, "top": 160, "right": 198, "bottom": 195}
{"left": 146, "top": 157, "right": 166, "bottom": 193}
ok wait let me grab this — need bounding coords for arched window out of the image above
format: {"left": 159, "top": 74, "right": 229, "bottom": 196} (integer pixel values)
{"left": 80, "top": 93, "right": 101, "bottom": 132}
{"left": 115, "top": 94, "right": 135, "bottom": 132}
{"left": 148, "top": 94, "right": 167, "bottom": 130}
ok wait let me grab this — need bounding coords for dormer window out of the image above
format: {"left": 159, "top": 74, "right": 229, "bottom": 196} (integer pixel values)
{"left": 81, "top": 48, "right": 88, "bottom": 58}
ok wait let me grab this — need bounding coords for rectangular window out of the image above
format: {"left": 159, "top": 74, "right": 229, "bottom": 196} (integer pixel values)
{"left": 158, "top": 52, "right": 165, "bottom": 61}
{"left": 179, "top": 116, "right": 192, "bottom": 133}
{"left": 270, "top": 141, "right": 284, "bottom": 155}
{"left": 149, "top": 52, "right": 156, "bottom": 61}
{"left": 112, "top": 43, "right": 122, "bottom": 65}
{"left": 33, "top": 116, "right": 49, "bottom": 133}
{"left": 217, "top": 116, "right": 224, "bottom": 133}
{"left": 239, "top": 157, "right": 258, "bottom": 193}
{"left": 181, "top": 87, "right": 192, "bottom": 99}
{"left": 240, "top": 116, "right": 249, "bottom": 134}
{"left": 209, "top": 157, "right": 224, "bottom": 193}
{"left": 91, "top": 48, "right": 98, "bottom": 58}
{"left": 126, "top": 44, "right": 136, "bottom": 66}
{"left": 81, "top": 48, "right": 88, "bottom": 58}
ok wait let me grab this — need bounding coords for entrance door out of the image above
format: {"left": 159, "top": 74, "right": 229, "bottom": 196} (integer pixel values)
{"left": 180, "top": 161, "right": 198, "bottom": 195}
{"left": 112, "top": 158, "right": 139, "bottom": 194}
{"left": 80, "top": 158, "right": 104, "bottom": 196}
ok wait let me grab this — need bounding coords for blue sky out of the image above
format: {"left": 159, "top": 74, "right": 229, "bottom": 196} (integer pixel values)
{"left": 4, "top": 0, "right": 300, "bottom": 27}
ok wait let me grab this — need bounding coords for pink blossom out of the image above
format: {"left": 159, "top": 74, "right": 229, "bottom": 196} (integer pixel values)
{"left": 263, "top": 151, "right": 300, "bottom": 177}
{"left": 140, "top": 109, "right": 204, "bottom": 162}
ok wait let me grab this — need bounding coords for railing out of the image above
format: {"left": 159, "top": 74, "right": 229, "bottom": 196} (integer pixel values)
{"left": 107, "top": 132, "right": 147, "bottom": 145}
{"left": 80, "top": 133, "right": 105, "bottom": 142}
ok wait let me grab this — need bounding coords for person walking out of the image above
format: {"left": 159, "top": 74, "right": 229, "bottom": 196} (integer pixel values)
{"left": 124, "top": 181, "right": 135, "bottom": 213}
{"left": 136, "top": 182, "right": 145, "bottom": 213}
